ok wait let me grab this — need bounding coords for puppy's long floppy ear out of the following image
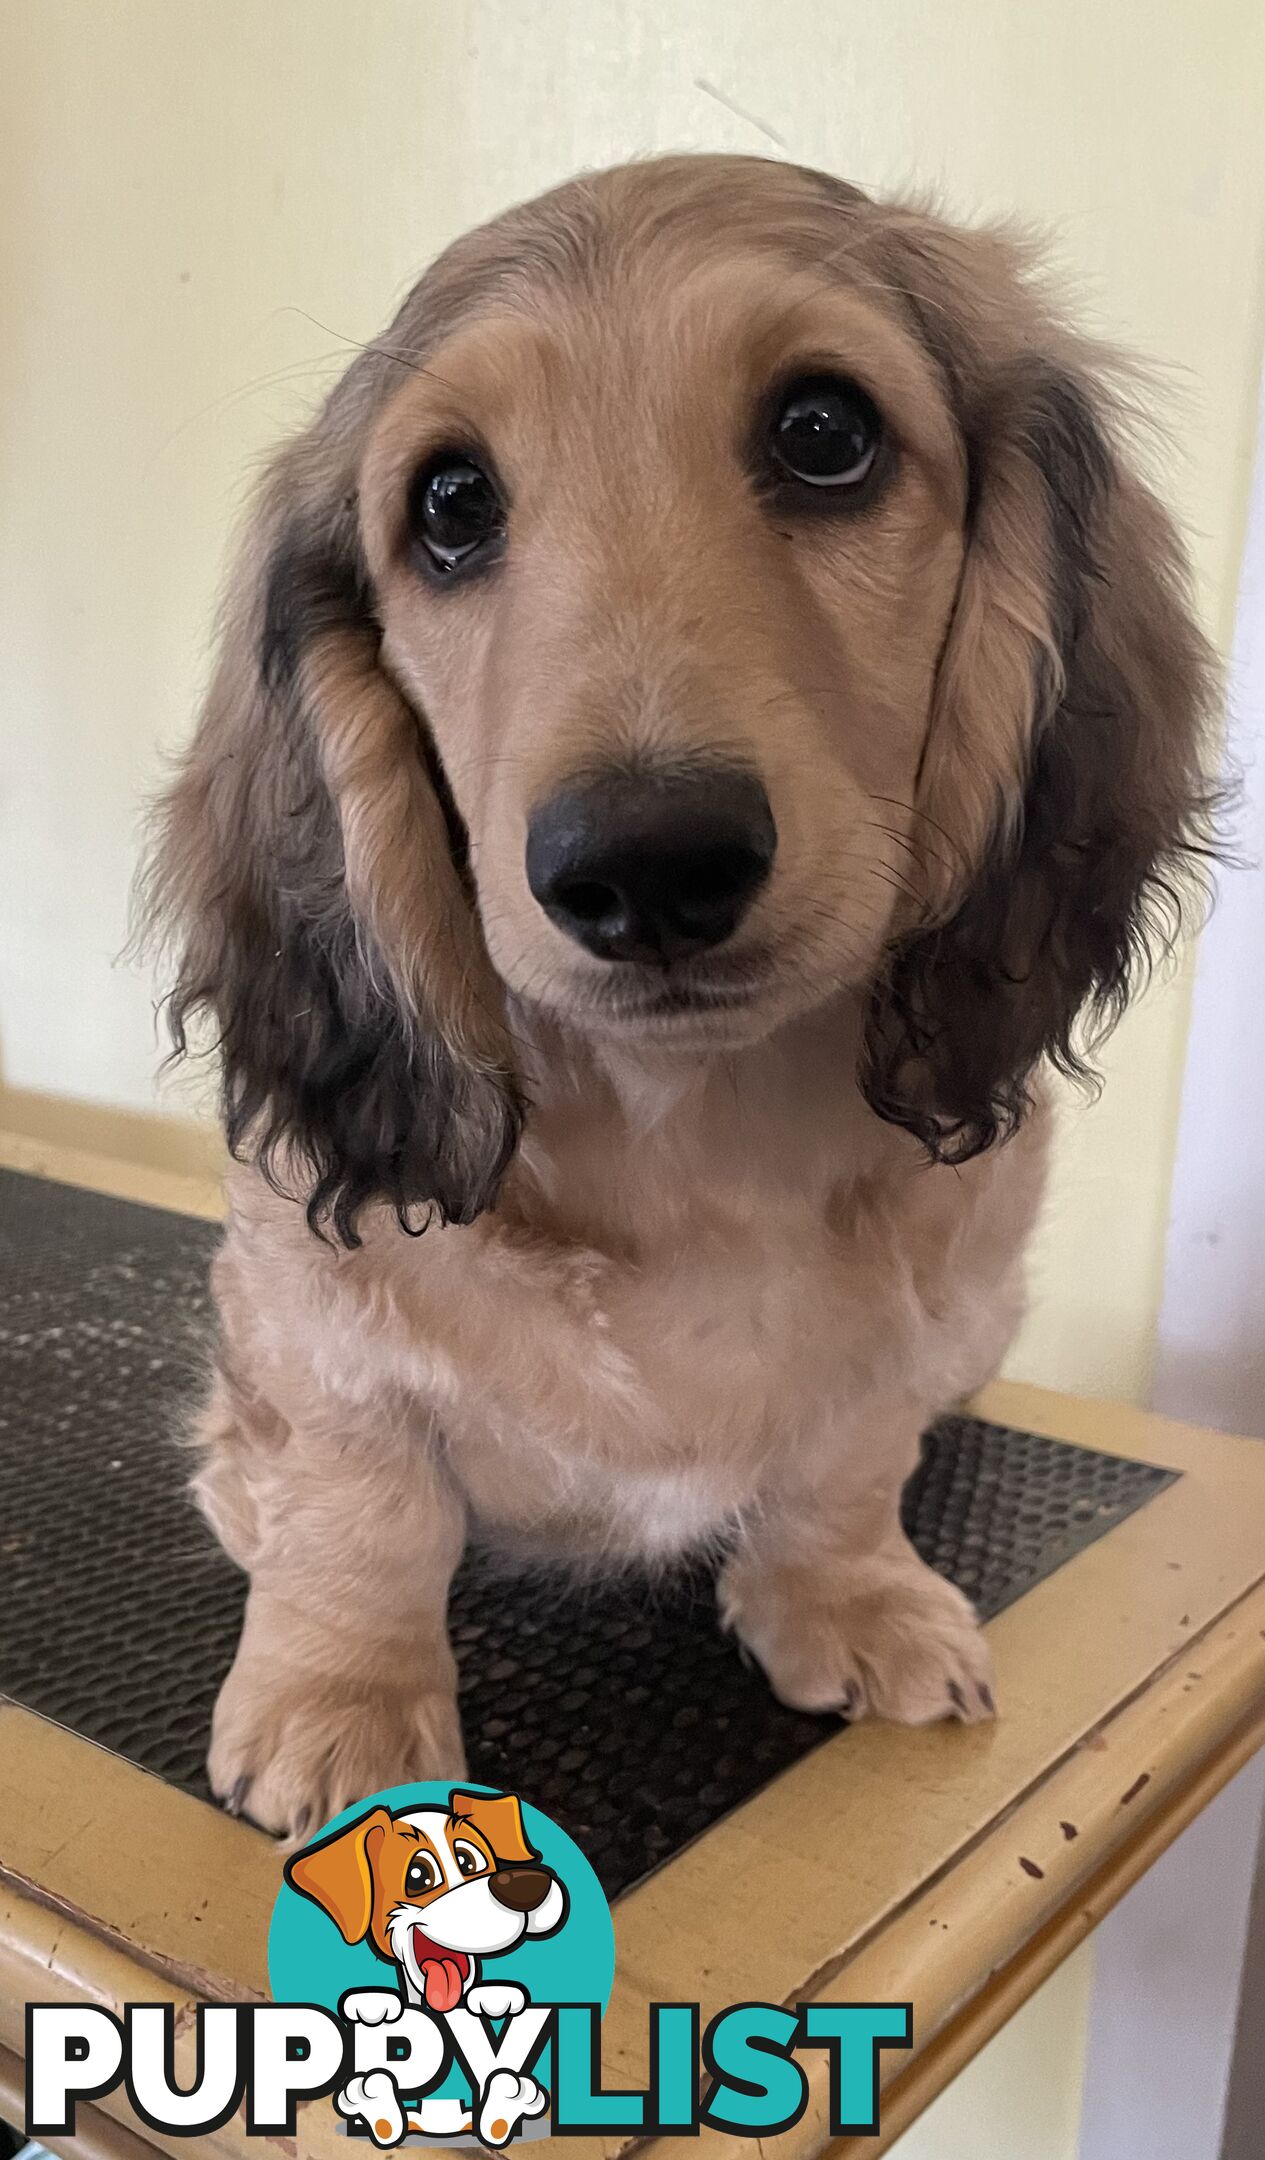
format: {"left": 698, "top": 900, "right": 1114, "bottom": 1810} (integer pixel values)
{"left": 144, "top": 399, "right": 520, "bottom": 1247}
{"left": 862, "top": 213, "right": 1221, "bottom": 1162}
{"left": 284, "top": 1804, "right": 393, "bottom": 1943}
{"left": 450, "top": 1789, "right": 538, "bottom": 1866}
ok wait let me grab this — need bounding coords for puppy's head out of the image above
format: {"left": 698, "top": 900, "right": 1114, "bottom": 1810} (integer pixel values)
{"left": 285, "top": 1789, "right": 566, "bottom": 2010}
{"left": 148, "top": 155, "right": 1218, "bottom": 1236}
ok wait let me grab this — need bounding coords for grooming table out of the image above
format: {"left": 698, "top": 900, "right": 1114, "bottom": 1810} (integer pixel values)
{"left": 2, "top": 1132, "right": 1265, "bottom": 2160}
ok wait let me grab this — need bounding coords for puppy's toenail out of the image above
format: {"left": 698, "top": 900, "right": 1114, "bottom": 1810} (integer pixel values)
{"left": 224, "top": 1776, "right": 250, "bottom": 1817}
{"left": 291, "top": 1807, "right": 312, "bottom": 1844}
{"left": 978, "top": 1683, "right": 996, "bottom": 1714}
{"left": 947, "top": 1680, "right": 968, "bottom": 1715}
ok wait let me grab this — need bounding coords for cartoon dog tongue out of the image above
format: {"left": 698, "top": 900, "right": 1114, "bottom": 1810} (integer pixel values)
{"left": 413, "top": 1930, "right": 469, "bottom": 2012}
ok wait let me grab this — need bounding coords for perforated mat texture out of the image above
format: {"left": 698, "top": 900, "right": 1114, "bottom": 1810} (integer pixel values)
{"left": 0, "top": 1166, "right": 1177, "bottom": 1895}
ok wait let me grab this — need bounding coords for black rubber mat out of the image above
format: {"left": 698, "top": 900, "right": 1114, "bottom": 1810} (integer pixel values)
{"left": 0, "top": 1166, "right": 1177, "bottom": 1895}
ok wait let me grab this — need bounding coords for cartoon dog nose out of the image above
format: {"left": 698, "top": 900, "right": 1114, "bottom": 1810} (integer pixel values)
{"left": 488, "top": 1866, "right": 553, "bottom": 1913}
{"left": 526, "top": 766, "right": 776, "bottom": 965}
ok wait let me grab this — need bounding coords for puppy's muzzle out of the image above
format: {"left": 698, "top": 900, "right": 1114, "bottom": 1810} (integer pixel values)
{"left": 526, "top": 766, "right": 776, "bottom": 965}
{"left": 488, "top": 1865, "right": 554, "bottom": 1913}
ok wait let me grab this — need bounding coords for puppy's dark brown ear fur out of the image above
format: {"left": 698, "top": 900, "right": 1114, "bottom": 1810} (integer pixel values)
{"left": 144, "top": 418, "right": 520, "bottom": 1247}
{"left": 862, "top": 213, "right": 1222, "bottom": 1161}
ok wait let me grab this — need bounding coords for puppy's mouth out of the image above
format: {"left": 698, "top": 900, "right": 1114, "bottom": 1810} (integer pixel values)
{"left": 607, "top": 981, "right": 758, "bottom": 1020}
{"left": 410, "top": 1924, "right": 471, "bottom": 2013}
{"left": 504, "top": 942, "right": 797, "bottom": 1047}
{"left": 584, "top": 966, "right": 789, "bottom": 1047}
{"left": 587, "top": 950, "right": 775, "bottom": 1021}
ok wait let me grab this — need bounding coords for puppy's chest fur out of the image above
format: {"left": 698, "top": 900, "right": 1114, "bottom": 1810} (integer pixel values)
{"left": 278, "top": 1024, "right": 1040, "bottom": 1565}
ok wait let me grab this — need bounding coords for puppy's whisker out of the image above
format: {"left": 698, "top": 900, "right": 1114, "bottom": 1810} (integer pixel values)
{"left": 868, "top": 795, "right": 971, "bottom": 875}
{"left": 273, "top": 306, "right": 460, "bottom": 390}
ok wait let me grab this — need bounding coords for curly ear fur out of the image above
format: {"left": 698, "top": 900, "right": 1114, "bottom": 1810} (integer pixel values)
{"left": 861, "top": 216, "right": 1222, "bottom": 1160}
{"left": 145, "top": 418, "right": 520, "bottom": 1247}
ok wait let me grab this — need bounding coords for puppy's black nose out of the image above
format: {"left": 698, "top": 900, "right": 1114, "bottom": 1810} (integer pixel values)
{"left": 489, "top": 1866, "right": 552, "bottom": 1913}
{"left": 526, "top": 766, "right": 776, "bottom": 964}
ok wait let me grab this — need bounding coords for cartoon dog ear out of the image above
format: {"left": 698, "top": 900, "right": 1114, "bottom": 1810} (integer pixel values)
{"left": 284, "top": 1805, "right": 394, "bottom": 1943}
{"left": 450, "top": 1790, "right": 537, "bottom": 1866}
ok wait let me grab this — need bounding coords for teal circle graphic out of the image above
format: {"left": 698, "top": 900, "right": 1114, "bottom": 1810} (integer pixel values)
{"left": 268, "top": 1781, "right": 614, "bottom": 2116}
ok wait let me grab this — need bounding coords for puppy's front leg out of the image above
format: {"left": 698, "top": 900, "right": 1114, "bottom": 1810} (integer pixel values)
{"left": 719, "top": 1402, "right": 995, "bottom": 1727}
{"left": 206, "top": 1405, "right": 467, "bottom": 1838}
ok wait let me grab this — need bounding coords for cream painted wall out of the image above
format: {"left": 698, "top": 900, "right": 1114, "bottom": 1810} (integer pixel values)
{"left": 4, "top": 10, "right": 1263, "bottom": 2160}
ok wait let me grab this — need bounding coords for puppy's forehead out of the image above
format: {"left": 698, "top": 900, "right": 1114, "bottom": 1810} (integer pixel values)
{"left": 417, "top": 153, "right": 866, "bottom": 323}
{"left": 409, "top": 266, "right": 944, "bottom": 435}
{"left": 374, "top": 153, "right": 902, "bottom": 412}
{"left": 360, "top": 158, "right": 958, "bottom": 519}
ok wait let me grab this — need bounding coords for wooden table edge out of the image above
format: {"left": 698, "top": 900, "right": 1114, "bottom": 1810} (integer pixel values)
{"left": 831, "top": 1696, "right": 1265, "bottom": 2158}
{"left": 632, "top": 1576, "right": 1265, "bottom": 2160}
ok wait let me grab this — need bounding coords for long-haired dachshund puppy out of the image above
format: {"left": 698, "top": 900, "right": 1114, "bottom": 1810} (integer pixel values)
{"left": 147, "top": 155, "right": 1217, "bottom": 1837}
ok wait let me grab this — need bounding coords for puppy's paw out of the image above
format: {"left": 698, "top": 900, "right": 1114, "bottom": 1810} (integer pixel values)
{"left": 478, "top": 2069, "right": 548, "bottom": 2147}
{"left": 337, "top": 2069, "right": 404, "bottom": 2146}
{"left": 341, "top": 1988, "right": 406, "bottom": 2026}
{"left": 720, "top": 1547, "right": 996, "bottom": 1727}
{"left": 466, "top": 1981, "right": 529, "bottom": 2021}
{"left": 209, "top": 1659, "right": 466, "bottom": 1841}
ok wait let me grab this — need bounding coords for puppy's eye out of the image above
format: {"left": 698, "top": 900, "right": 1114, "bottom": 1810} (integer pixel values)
{"left": 408, "top": 453, "right": 504, "bottom": 574}
{"left": 453, "top": 1840, "right": 487, "bottom": 1879}
{"left": 770, "top": 374, "right": 882, "bottom": 489}
{"left": 405, "top": 1852, "right": 440, "bottom": 1895}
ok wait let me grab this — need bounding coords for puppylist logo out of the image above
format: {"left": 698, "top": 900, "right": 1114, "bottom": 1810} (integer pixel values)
{"left": 25, "top": 1782, "right": 912, "bottom": 2145}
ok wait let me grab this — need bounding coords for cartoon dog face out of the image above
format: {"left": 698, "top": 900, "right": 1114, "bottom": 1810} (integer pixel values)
{"left": 285, "top": 1789, "right": 567, "bottom": 2011}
